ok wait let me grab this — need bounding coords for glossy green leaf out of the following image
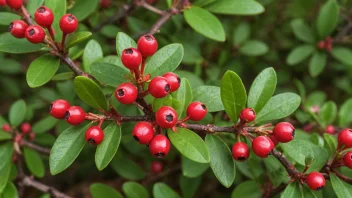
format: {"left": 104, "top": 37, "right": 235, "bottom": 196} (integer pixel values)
{"left": 110, "top": 154, "right": 146, "bottom": 180}
{"left": 45, "top": 0, "right": 66, "bottom": 40}
{"left": 205, "top": 0, "right": 264, "bottom": 15}
{"left": 193, "top": 86, "right": 224, "bottom": 112}
{"left": 24, "top": 148, "right": 45, "bottom": 178}
{"left": 330, "top": 173, "right": 352, "bottom": 198}
{"left": 83, "top": 40, "right": 103, "bottom": 73}
{"left": 233, "top": 22, "right": 250, "bottom": 45}
{"left": 9, "top": 99, "right": 27, "bottom": 127}
{"left": 319, "top": 101, "right": 337, "bottom": 126}
{"left": 171, "top": 78, "right": 193, "bottom": 118}
{"left": 2, "top": 182, "right": 18, "bottom": 198}
{"left": 27, "top": 0, "right": 44, "bottom": 16}
{"left": 90, "top": 183, "right": 123, "bottom": 198}
{"left": 291, "top": 18, "right": 315, "bottom": 43}
{"left": 324, "top": 133, "right": 337, "bottom": 156}
{"left": 65, "top": 31, "right": 92, "bottom": 49}
{"left": 248, "top": 67, "right": 277, "bottom": 113}
{"left": 0, "top": 131, "right": 12, "bottom": 141}
{"left": 309, "top": 51, "right": 327, "bottom": 77}
{"left": 239, "top": 40, "right": 269, "bottom": 56}
{"left": 153, "top": 95, "right": 173, "bottom": 112}
{"left": 331, "top": 47, "right": 352, "bottom": 66}
{"left": 0, "top": 33, "right": 43, "bottom": 54}
{"left": 168, "top": 128, "right": 210, "bottom": 163}
{"left": 122, "top": 181, "right": 150, "bottom": 198}
{"left": 0, "top": 162, "right": 11, "bottom": 194}
{"left": 256, "top": 93, "right": 301, "bottom": 123}
{"left": 0, "top": 143, "right": 13, "bottom": 193}
{"left": 95, "top": 123, "right": 121, "bottom": 171}
{"left": 0, "top": 12, "right": 20, "bottom": 25}
{"left": 32, "top": 116, "right": 58, "bottom": 134}
{"left": 231, "top": 180, "right": 261, "bottom": 198}
{"left": 74, "top": 76, "right": 108, "bottom": 110}
{"left": 49, "top": 124, "right": 91, "bottom": 175}
{"left": 0, "top": 59, "right": 22, "bottom": 74}
{"left": 116, "top": 32, "right": 137, "bottom": 56}
{"left": 180, "top": 176, "right": 201, "bottom": 198}
{"left": 153, "top": 183, "right": 181, "bottom": 198}
{"left": 316, "top": 0, "right": 339, "bottom": 38}
{"left": 145, "top": 44, "right": 184, "bottom": 77}
{"left": 281, "top": 182, "right": 301, "bottom": 198}
{"left": 52, "top": 72, "right": 75, "bottom": 81}
{"left": 184, "top": 7, "right": 225, "bottom": 41}
{"left": 90, "top": 62, "right": 129, "bottom": 87}
{"left": 26, "top": 54, "right": 60, "bottom": 88}
{"left": 69, "top": 0, "right": 99, "bottom": 21}
{"left": 287, "top": 45, "right": 315, "bottom": 66}
{"left": 281, "top": 139, "right": 314, "bottom": 165}
{"left": 338, "top": 98, "right": 352, "bottom": 127}
{"left": 181, "top": 156, "right": 209, "bottom": 178}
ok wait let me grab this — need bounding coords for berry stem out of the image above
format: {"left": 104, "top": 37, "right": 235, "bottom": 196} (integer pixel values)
{"left": 141, "top": 57, "right": 146, "bottom": 76}
{"left": 47, "top": 26, "right": 56, "bottom": 42}
{"left": 61, "top": 33, "right": 67, "bottom": 51}
{"left": 97, "top": 119, "right": 104, "bottom": 128}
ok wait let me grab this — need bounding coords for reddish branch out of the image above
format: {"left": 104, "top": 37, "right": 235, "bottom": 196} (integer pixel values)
{"left": 21, "top": 139, "right": 51, "bottom": 155}
{"left": 21, "top": 176, "right": 72, "bottom": 198}
{"left": 270, "top": 149, "right": 300, "bottom": 178}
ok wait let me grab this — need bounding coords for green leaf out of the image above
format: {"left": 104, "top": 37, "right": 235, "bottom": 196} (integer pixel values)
{"left": 0, "top": 143, "right": 13, "bottom": 193}
{"left": 9, "top": 99, "right": 27, "bottom": 127}
{"left": 69, "top": 0, "right": 99, "bottom": 21}
{"left": 2, "top": 182, "right": 18, "bottom": 198}
{"left": 52, "top": 72, "right": 75, "bottom": 81}
{"left": 171, "top": 78, "right": 192, "bottom": 118}
{"left": 316, "top": 0, "right": 339, "bottom": 39}
{"left": 231, "top": 180, "right": 261, "bottom": 198}
{"left": 0, "top": 33, "right": 43, "bottom": 54}
{"left": 309, "top": 51, "right": 327, "bottom": 77}
{"left": 45, "top": 0, "right": 66, "bottom": 40}
{"left": 181, "top": 156, "right": 209, "bottom": 178}
{"left": 145, "top": 44, "right": 184, "bottom": 77}
{"left": 193, "top": 86, "right": 224, "bottom": 112}
{"left": 281, "top": 182, "right": 301, "bottom": 198}
{"left": 32, "top": 116, "right": 58, "bottom": 134}
{"left": 255, "top": 93, "right": 301, "bottom": 123}
{"left": 90, "top": 62, "right": 129, "bottom": 87}
{"left": 49, "top": 124, "right": 91, "bottom": 175}
{"left": 220, "top": 71, "right": 247, "bottom": 122}
{"left": 95, "top": 123, "right": 121, "bottom": 171}
{"left": 331, "top": 47, "right": 352, "bottom": 66}
{"left": 24, "top": 148, "right": 45, "bottom": 178}
{"left": 205, "top": 0, "right": 264, "bottom": 15}
{"left": 287, "top": 45, "right": 315, "bottom": 66}
{"left": 90, "top": 183, "right": 123, "bottom": 198}
{"left": 27, "top": 0, "right": 44, "bottom": 16}
{"left": 0, "top": 162, "right": 11, "bottom": 194}
{"left": 281, "top": 139, "right": 314, "bottom": 165}
{"left": 65, "top": 31, "right": 92, "bottom": 49}
{"left": 338, "top": 98, "right": 352, "bottom": 127}
{"left": 83, "top": 40, "right": 103, "bottom": 73}
{"left": 239, "top": 40, "right": 269, "bottom": 56}
{"left": 110, "top": 154, "right": 146, "bottom": 180}
{"left": 122, "top": 182, "right": 150, "bottom": 198}
{"left": 324, "top": 133, "right": 337, "bottom": 156}
{"left": 248, "top": 67, "right": 277, "bottom": 113}
{"left": 233, "top": 22, "right": 250, "bottom": 45}
{"left": 0, "top": 59, "right": 22, "bottom": 74}
{"left": 180, "top": 176, "right": 201, "bottom": 198}
{"left": 184, "top": 6, "right": 225, "bottom": 41}
{"left": 74, "top": 76, "right": 108, "bottom": 110}
{"left": 26, "top": 54, "right": 60, "bottom": 88}
{"left": 0, "top": 12, "right": 20, "bottom": 25}
{"left": 205, "top": 135, "right": 236, "bottom": 188}
{"left": 319, "top": 101, "right": 337, "bottom": 126}
{"left": 153, "top": 95, "right": 173, "bottom": 112}
{"left": 116, "top": 32, "right": 137, "bottom": 56}
{"left": 153, "top": 183, "right": 181, "bottom": 198}
{"left": 291, "top": 18, "right": 315, "bottom": 43}
{"left": 168, "top": 128, "right": 210, "bottom": 163}
{"left": 0, "top": 131, "right": 12, "bottom": 141}
{"left": 330, "top": 173, "right": 352, "bottom": 198}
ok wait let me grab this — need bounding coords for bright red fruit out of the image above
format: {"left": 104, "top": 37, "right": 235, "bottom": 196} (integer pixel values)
{"left": 59, "top": 14, "right": 78, "bottom": 34}
{"left": 34, "top": 6, "right": 54, "bottom": 28}
{"left": 156, "top": 106, "right": 178, "bottom": 129}
{"left": 149, "top": 134, "right": 170, "bottom": 158}
{"left": 121, "top": 48, "right": 142, "bottom": 70}
{"left": 65, "top": 106, "right": 86, "bottom": 125}
{"left": 0, "top": 0, "right": 6, "bottom": 6}
{"left": 151, "top": 161, "right": 163, "bottom": 173}
{"left": 137, "top": 34, "right": 158, "bottom": 57}
{"left": 5, "top": 0, "right": 22, "bottom": 9}
{"left": 325, "top": 125, "right": 335, "bottom": 134}
{"left": 343, "top": 151, "right": 352, "bottom": 169}
{"left": 252, "top": 136, "right": 274, "bottom": 158}
{"left": 273, "top": 122, "right": 295, "bottom": 143}
{"left": 85, "top": 126, "right": 104, "bottom": 145}
{"left": 8, "top": 20, "right": 28, "bottom": 38}
{"left": 186, "top": 101, "right": 207, "bottom": 121}
{"left": 232, "top": 142, "right": 249, "bottom": 161}
{"left": 239, "top": 108, "right": 256, "bottom": 122}
{"left": 50, "top": 99, "right": 71, "bottom": 119}
{"left": 115, "top": 83, "right": 138, "bottom": 104}
{"left": 306, "top": 172, "right": 325, "bottom": 190}
{"left": 162, "top": 72, "right": 180, "bottom": 92}
{"left": 338, "top": 128, "right": 352, "bottom": 148}
{"left": 2, "top": 124, "right": 11, "bottom": 132}
{"left": 132, "top": 121, "right": 155, "bottom": 144}
{"left": 20, "top": 122, "right": 31, "bottom": 134}
{"left": 148, "top": 76, "right": 170, "bottom": 98}
{"left": 100, "top": 0, "right": 111, "bottom": 8}
{"left": 25, "top": 25, "right": 45, "bottom": 43}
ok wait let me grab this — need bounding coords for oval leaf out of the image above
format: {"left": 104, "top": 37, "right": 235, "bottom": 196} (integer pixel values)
{"left": 0, "top": 33, "right": 43, "bottom": 54}
{"left": 2, "top": 182, "right": 18, "bottom": 198}
{"left": 281, "top": 182, "right": 301, "bottom": 198}
{"left": 291, "top": 18, "right": 315, "bottom": 44}
{"left": 69, "top": 0, "right": 99, "bottom": 21}
{"left": 330, "top": 173, "right": 352, "bottom": 198}
{"left": 338, "top": 98, "right": 352, "bottom": 127}
{"left": 182, "top": 156, "right": 209, "bottom": 178}
{"left": 180, "top": 176, "right": 201, "bottom": 198}
{"left": 171, "top": 78, "right": 193, "bottom": 118}
{"left": 122, "top": 181, "right": 150, "bottom": 198}
{"left": 153, "top": 183, "right": 181, "bottom": 198}
{"left": 65, "top": 31, "right": 92, "bottom": 49}
{"left": 319, "top": 101, "right": 337, "bottom": 126}
{"left": 233, "top": 22, "right": 250, "bottom": 45}
{"left": 239, "top": 40, "right": 268, "bottom": 56}
{"left": 193, "top": 86, "right": 224, "bottom": 112}
{"left": 316, "top": 0, "right": 339, "bottom": 39}
{"left": 287, "top": 45, "right": 315, "bottom": 66}
{"left": 0, "top": 12, "right": 20, "bottom": 25}
{"left": 90, "top": 183, "right": 123, "bottom": 198}
{"left": 309, "top": 51, "right": 327, "bottom": 77}
{"left": 205, "top": 0, "right": 264, "bottom": 15}
{"left": 45, "top": 0, "right": 66, "bottom": 40}
{"left": 116, "top": 32, "right": 137, "bottom": 56}
{"left": 281, "top": 139, "right": 314, "bottom": 165}
{"left": 9, "top": 99, "right": 27, "bottom": 127}
{"left": 83, "top": 40, "right": 103, "bottom": 73}
{"left": 24, "top": 148, "right": 45, "bottom": 178}
{"left": 110, "top": 154, "right": 146, "bottom": 180}
{"left": 231, "top": 180, "right": 261, "bottom": 198}
{"left": 331, "top": 47, "right": 352, "bottom": 66}
{"left": 90, "top": 62, "right": 129, "bottom": 87}
{"left": 32, "top": 116, "right": 58, "bottom": 134}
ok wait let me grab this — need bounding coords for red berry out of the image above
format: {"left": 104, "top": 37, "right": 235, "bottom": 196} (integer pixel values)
{"left": 162, "top": 72, "right": 180, "bottom": 92}
{"left": 149, "top": 134, "right": 170, "bottom": 158}
{"left": 29, "top": 132, "right": 36, "bottom": 141}
{"left": 306, "top": 172, "right": 325, "bottom": 190}
{"left": 2, "top": 124, "right": 11, "bottom": 132}
{"left": 325, "top": 43, "right": 332, "bottom": 52}
{"left": 325, "top": 125, "right": 335, "bottom": 134}
{"left": 252, "top": 136, "right": 274, "bottom": 158}
{"left": 156, "top": 106, "right": 178, "bottom": 129}
{"left": 146, "top": 0, "right": 156, "bottom": 4}
{"left": 20, "top": 122, "right": 31, "bottom": 134}
{"left": 65, "top": 106, "right": 86, "bottom": 125}
{"left": 186, "top": 101, "right": 207, "bottom": 121}
{"left": 59, "top": 14, "right": 78, "bottom": 34}
{"left": 115, "top": 83, "right": 138, "bottom": 104}
{"left": 231, "top": 142, "right": 249, "bottom": 161}
{"left": 100, "top": 0, "right": 111, "bottom": 8}
{"left": 25, "top": 25, "right": 45, "bottom": 44}
{"left": 132, "top": 121, "right": 155, "bottom": 144}
{"left": 8, "top": 20, "right": 28, "bottom": 38}
{"left": 317, "top": 41, "right": 325, "bottom": 49}
{"left": 269, "top": 135, "right": 279, "bottom": 146}
{"left": 5, "top": 0, "right": 22, "bottom": 9}
{"left": 0, "top": 0, "right": 6, "bottom": 6}
{"left": 338, "top": 128, "right": 352, "bottom": 148}
{"left": 240, "top": 108, "right": 256, "bottom": 122}
{"left": 50, "top": 99, "right": 71, "bottom": 119}
{"left": 121, "top": 48, "right": 142, "bottom": 70}
{"left": 85, "top": 126, "right": 104, "bottom": 145}
{"left": 343, "top": 151, "right": 352, "bottom": 169}
{"left": 137, "top": 34, "right": 158, "bottom": 57}
{"left": 15, "top": 134, "right": 22, "bottom": 143}
{"left": 151, "top": 161, "right": 163, "bottom": 173}
{"left": 34, "top": 6, "right": 54, "bottom": 28}
{"left": 148, "top": 76, "right": 170, "bottom": 98}
{"left": 273, "top": 122, "right": 295, "bottom": 143}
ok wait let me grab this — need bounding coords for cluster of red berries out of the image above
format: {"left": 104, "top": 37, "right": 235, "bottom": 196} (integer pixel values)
{"left": 7, "top": 0, "right": 78, "bottom": 44}
{"left": 2, "top": 122, "right": 35, "bottom": 142}
{"left": 317, "top": 37, "right": 333, "bottom": 52}
{"left": 231, "top": 108, "right": 295, "bottom": 160}
{"left": 338, "top": 129, "right": 352, "bottom": 169}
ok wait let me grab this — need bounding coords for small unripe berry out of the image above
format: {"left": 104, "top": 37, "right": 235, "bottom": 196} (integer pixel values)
{"left": 29, "top": 132, "right": 36, "bottom": 141}
{"left": 20, "top": 122, "right": 31, "bottom": 134}
{"left": 317, "top": 41, "right": 325, "bottom": 49}
{"left": 5, "top": 0, "right": 22, "bottom": 9}
{"left": 306, "top": 172, "right": 325, "bottom": 190}
{"left": 59, "top": 14, "right": 78, "bottom": 34}
{"left": 132, "top": 121, "right": 155, "bottom": 144}
{"left": 186, "top": 101, "right": 207, "bottom": 121}
{"left": 0, "top": 0, "right": 6, "bottom": 6}
{"left": 156, "top": 106, "right": 178, "bottom": 129}
{"left": 50, "top": 99, "right": 71, "bottom": 119}
{"left": 148, "top": 76, "right": 170, "bottom": 98}
{"left": 115, "top": 83, "right": 138, "bottom": 104}
{"left": 149, "top": 134, "right": 170, "bottom": 158}
{"left": 273, "top": 122, "right": 295, "bottom": 143}
{"left": 325, "top": 125, "right": 335, "bottom": 134}
{"left": 338, "top": 128, "right": 352, "bottom": 148}
{"left": 252, "top": 136, "right": 274, "bottom": 158}
{"left": 2, "top": 124, "right": 11, "bottom": 132}
{"left": 137, "top": 34, "right": 158, "bottom": 57}
{"left": 240, "top": 108, "right": 256, "bottom": 123}
{"left": 343, "top": 151, "right": 352, "bottom": 169}
{"left": 8, "top": 20, "right": 28, "bottom": 38}
{"left": 151, "top": 161, "right": 163, "bottom": 174}
{"left": 65, "top": 106, "right": 86, "bottom": 125}
{"left": 121, "top": 48, "right": 142, "bottom": 70}
{"left": 162, "top": 72, "right": 180, "bottom": 92}
{"left": 85, "top": 126, "right": 104, "bottom": 145}
{"left": 34, "top": 6, "right": 54, "bottom": 28}
{"left": 100, "top": 0, "right": 111, "bottom": 8}
{"left": 231, "top": 142, "right": 249, "bottom": 161}
{"left": 25, "top": 25, "right": 45, "bottom": 44}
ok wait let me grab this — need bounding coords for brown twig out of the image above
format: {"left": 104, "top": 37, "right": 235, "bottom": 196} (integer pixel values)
{"left": 21, "top": 139, "right": 51, "bottom": 155}
{"left": 181, "top": 123, "right": 237, "bottom": 133}
{"left": 21, "top": 176, "right": 72, "bottom": 198}
{"left": 332, "top": 169, "right": 352, "bottom": 183}
{"left": 141, "top": 165, "right": 181, "bottom": 185}
{"left": 262, "top": 183, "right": 287, "bottom": 198}
{"left": 136, "top": 0, "right": 165, "bottom": 15}
{"left": 270, "top": 149, "right": 301, "bottom": 178}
